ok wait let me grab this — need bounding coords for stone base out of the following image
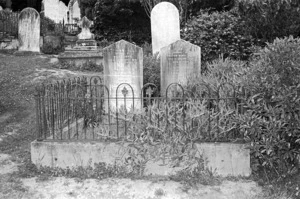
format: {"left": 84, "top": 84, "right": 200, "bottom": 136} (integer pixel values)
{"left": 0, "top": 39, "right": 18, "bottom": 50}
{"left": 196, "top": 142, "right": 251, "bottom": 177}
{"left": 31, "top": 140, "right": 251, "bottom": 177}
{"left": 58, "top": 50, "right": 103, "bottom": 68}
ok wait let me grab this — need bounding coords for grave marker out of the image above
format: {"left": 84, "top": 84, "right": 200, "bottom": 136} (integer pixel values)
{"left": 18, "top": 8, "right": 40, "bottom": 52}
{"left": 151, "top": 2, "right": 180, "bottom": 55}
{"left": 43, "top": 0, "right": 68, "bottom": 23}
{"left": 103, "top": 40, "right": 143, "bottom": 110}
{"left": 160, "top": 39, "right": 201, "bottom": 96}
{"left": 77, "top": 16, "right": 94, "bottom": 40}
{"left": 68, "top": 0, "right": 80, "bottom": 23}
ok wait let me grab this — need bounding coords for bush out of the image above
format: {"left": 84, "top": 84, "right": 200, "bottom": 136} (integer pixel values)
{"left": 93, "top": 0, "right": 151, "bottom": 45}
{"left": 185, "top": 37, "right": 300, "bottom": 195}
{"left": 236, "top": 0, "right": 300, "bottom": 43}
{"left": 143, "top": 50, "right": 160, "bottom": 94}
{"left": 238, "top": 37, "right": 300, "bottom": 196}
{"left": 41, "top": 35, "right": 64, "bottom": 54}
{"left": 181, "top": 10, "right": 259, "bottom": 65}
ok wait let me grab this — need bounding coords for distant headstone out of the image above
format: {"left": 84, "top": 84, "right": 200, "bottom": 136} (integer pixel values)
{"left": 43, "top": 0, "right": 68, "bottom": 23}
{"left": 68, "top": 0, "right": 80, "bottom": 23}
{"left": 77, "top": 16, "right": 94, "bottom": 40}
{"left": 160, "top": 39, "right": 201, "bottom": 96}
{"left": 0, "top": 6, "right": 3, "bottom": 11}
{"left": 151, "top": 2, "right": 180, "bottom": 55}
{"left": 103, "top": 40, "right": 143, "bottom": 110}
{"left": 18, "top": 8, "right": 40, "bottom": 52}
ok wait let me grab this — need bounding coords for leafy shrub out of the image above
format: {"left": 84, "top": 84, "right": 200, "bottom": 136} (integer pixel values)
{"left": 143, "top": 51, "right": 160, "bottom": 94}
{"left": 93, "top": 0, "right": 151, "bottom": 45}
{"left": 40, "top": 16, "right": 64, "bottom": 37}
{"left": 236, "top": 0, "right": 300, "bottom": 43}
{"left": 236, "top": 37, "right": 300, "bottom": 196}
{"left": 41, "top": 35, "right": 64, "bottom": 54}
{"left": 181, "top": 10, "right": 259, "bottom": 65}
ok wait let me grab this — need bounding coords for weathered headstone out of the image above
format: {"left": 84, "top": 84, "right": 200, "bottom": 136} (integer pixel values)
{"left": 18, "top": 8, "right": 40, "bottom": 52}
{"left": 0, "top": 6, "right": 3, "bottom": 11}
{"left": 77, "top": 16, "right": 94, "bottom": 40}
{"left": 68, "top": 0, "right": 80, "bottom": 23}
{"left": 103, "top": 40, "right": 143, "bottom": 110}
{"left": 43, "top": 0, "right": 68, "bottom": 23}
{"left": 160, "top": 39, "right": 201, "bottom": 96}
{"left": 151, "top": 2, "right": 180, "bottom": 55}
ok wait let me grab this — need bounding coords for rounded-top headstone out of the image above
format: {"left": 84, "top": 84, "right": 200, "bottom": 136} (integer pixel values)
{"left": 151, "top": 2, "right": 180, "bottom": 55}
{"left": 18, "top": 7, "right": 40, "bottom": 52}
{"left": 0, "top": 6, "right": 3, "bottom": 11}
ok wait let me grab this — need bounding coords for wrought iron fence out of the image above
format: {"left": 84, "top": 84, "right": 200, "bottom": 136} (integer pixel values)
{"left": 35, "top": 76, "right": 248, "bottom": 142}
{"left": 0, "top": 11, "right": 19, "bottom": 39}
{"left": 63, "top": 23, "right": 80, "bottom": 35}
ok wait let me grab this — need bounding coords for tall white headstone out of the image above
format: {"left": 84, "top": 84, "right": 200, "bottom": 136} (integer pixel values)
{"left": 68, "top": 0, "right": 80, "bottom": 23}
{"left": 18, "top": 8, "right": 40, "bottom": 52}
{"left": 160, "top": 39, "right": 201, "bottom": 96}
{"left": 151, "top": 2, "right": 180, "bottom": 55}
{"left": 43, "top": 0, "right": 68, "bottom": 23}
{"left": 103, "top": 40, "right": 143, "bottom": 110}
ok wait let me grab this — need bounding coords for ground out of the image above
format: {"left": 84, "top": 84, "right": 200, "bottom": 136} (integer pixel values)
{"left": 0, "top": 51, "right": 291, "bottom": 199}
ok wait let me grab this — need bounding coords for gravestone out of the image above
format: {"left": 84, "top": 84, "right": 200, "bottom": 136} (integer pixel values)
{"left": 68, "top": 0, "right": 80, "bottom": 23}
{"left": 43, "top": 0, "right": 68, "bottom": 23}
{"left": 151, "top": 2, "right": 180, "bottom": 55}
{"left": 77, "top": 16, "right": 94, "bottom": 40}
{"left": 103, "top": 40, "right": 143, "bottom": 110}
{"left": 0, "top": 6, "right": 3, "bottom": 11}
{"left": 18, "top": 8, "right": 40, "bottom": 52}
{"left": 160, "top": 39, "right": 201, "bottom": 96}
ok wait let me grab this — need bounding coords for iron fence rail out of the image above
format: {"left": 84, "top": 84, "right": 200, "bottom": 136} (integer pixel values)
{"left": 35, "top": 76, "right": 247, "bottom": 142}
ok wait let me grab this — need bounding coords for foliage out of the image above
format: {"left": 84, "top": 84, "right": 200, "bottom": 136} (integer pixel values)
{"left": 93, "top": 0, "right": 151, "bottom": 45}
{"left": 78, "top": 0, "right": 97, "bottom": 20}
{"left": 143, "top": 48, "right": 160, "bottom": 93}
{"left": 181, "top": 10, "right": 259, "bottom": 65}
{"left": 58, "top": 61, "right": 103, "bottom": 72}
{"left": 233, "top": 37, "right": 300, "bottom": 197}
{"left": 41, "top": 41, "right": 64, "bottom": 55}
{"left": 236, "top": 0, "right": 300, "bottom": 43}
{"left": 185, "top": 38, "right": 300, "bottom": 196}
{"left": 40, "top": 16, "right": 64, "bottom": 37}
{"left": 0, "top": 10, "right": 18, "bottom": 36}
{"left": 140, "top": 0, "right": 234, "bottom": 25}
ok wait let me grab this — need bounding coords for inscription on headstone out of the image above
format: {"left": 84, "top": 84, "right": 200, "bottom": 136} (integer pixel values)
{"left": 151, "top": 2, "right": 180, "bottom": 55}
{"left": 160, "top": 39, "right": 201, "bottom": 96}
{"left": 18, "top": 8, "right": 40, "bottom": 52}
{"left": 103, "top": 40, "right": 143, "bottom": 110}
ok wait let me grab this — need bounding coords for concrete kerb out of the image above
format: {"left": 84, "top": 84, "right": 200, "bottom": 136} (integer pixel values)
{"left": 31, "top": 140, "right": 251, "bottom": 177}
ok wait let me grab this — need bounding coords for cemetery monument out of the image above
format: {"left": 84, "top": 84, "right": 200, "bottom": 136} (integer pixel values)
{"left": 151, "top": 2, "right": 180, "bottom": 55}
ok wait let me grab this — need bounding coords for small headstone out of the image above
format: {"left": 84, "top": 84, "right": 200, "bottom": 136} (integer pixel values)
{"left": 18, "top": 8, "right": 40, "bottom": 52}
{"left": 0, "top": 6, "right": 3, "bottom": 11}
{"left": 103, "top": 40, "right": 143, "bottom": 110}
{"left": 77, "top": 16, "right": 94, "bottom": 40}
{"left": 160, "top": 39, "right": 201, "bottom": 96}
{"left": 151, "top": 2, "right": 180, "bottom": 55}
